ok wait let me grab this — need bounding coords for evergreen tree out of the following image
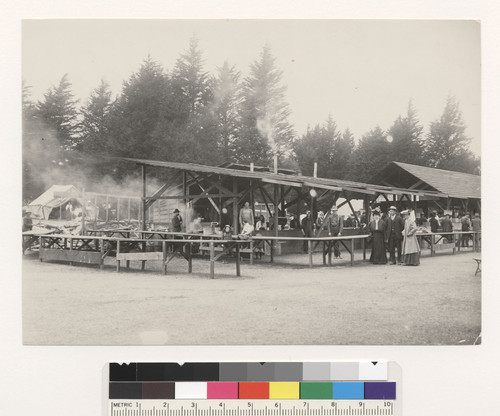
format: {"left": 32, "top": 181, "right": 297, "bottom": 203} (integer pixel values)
{"left": 347, "top": 126, "right": 393, "bottom": 182}
{"left": 293, "top": 117, "right": 355, "bottom": 179}
{"left": 331, "top": 127, "right": 356, "bottom": 179}
{"left": 236, "top": 45, "right": 295, "bottom": 165}
{"left": 172, "top": 35, "right": 212, "bottom": 118}
{"left": 78, "top": 79, "right": 114, "bottom": 155}
{"left": 210, "top": 61, "right": 242, "bottom": 163}
{"left": 36, "top": 74, "right": 79, "bottom": 149}
{"left": 106, "top": 57, "right": 168, "bottom": 158}
{"left": 423, "top": 96, "right": 480, "bottom": 174}
{"left": 387, "top": 100, "right": 424, "bottom": 165}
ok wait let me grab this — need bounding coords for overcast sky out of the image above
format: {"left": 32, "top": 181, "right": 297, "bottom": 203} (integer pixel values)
{"left": 22, "top": 19, "right": 481, "bottom": 155}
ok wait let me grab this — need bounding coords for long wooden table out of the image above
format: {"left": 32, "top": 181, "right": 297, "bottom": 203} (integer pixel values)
{"left": 252, "top": 234, "right": 370, "bottom": 267}
{"left": 416, "top": 231, "right": 481, "bottom": 255}
{"left": 37, "top": 233, "right": 251, "bottom": 279}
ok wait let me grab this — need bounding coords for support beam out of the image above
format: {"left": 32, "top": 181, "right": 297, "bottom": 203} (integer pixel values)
{"left": 232, "top": 179, "right": 238, "bottom": 233}
{"left": 141, "top": 165, "right": 147, "bottom": 231}
{"left": 274, "top": 184, "right": 279, "bottom": 236}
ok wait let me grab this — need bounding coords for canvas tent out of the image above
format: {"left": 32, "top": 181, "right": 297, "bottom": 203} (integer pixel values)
{"left": 26, "top": 185, "right": 81, "bottom": 220}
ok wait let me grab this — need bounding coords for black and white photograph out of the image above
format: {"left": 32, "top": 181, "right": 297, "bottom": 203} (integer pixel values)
{"left": 21, "top": 19, "right": 481, "bottom": 346}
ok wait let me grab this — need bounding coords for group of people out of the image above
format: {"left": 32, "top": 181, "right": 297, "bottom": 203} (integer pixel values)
{"left": 300, "top": 205, "right": 344, "bottom": 257}
{"left": 368, "top": 206, "right": 420, "bottom": 266}
{"left": 426, "top": 211, "right": 481, "bottom": 248}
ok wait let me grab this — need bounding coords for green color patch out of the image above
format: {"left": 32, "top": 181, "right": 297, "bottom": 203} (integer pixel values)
{"left": 300, "top": 382, "right": 333, "bottom": 399}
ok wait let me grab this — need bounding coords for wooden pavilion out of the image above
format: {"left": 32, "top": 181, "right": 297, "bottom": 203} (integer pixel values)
{"left": 119, "top": 158, "right": 448, "bottom": 234}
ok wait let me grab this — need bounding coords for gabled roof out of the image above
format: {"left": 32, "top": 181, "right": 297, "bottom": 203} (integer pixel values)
{"left": 371, "top": 162, "right": 481, "bottom": 199}
{"left": 119, "top": 157, "right": 446, "bottom": 199}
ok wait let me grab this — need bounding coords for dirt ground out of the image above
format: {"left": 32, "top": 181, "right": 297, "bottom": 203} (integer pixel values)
{"left": 22, "top": 249, "right": 481, "bottom": 345}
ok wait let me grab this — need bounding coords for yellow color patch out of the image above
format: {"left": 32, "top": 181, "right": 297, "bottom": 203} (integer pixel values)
{"left": 269, "top": 382, "right": 300, "bottom": 399}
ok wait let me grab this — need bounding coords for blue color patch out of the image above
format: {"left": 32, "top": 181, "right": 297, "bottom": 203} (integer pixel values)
{"left": 332, "top": 382, "right": 365, "bottom": 399}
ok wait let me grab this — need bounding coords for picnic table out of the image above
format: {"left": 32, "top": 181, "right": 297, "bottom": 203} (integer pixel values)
{"left": 252, "top": 234, "right": 370, "bottom": 267}
{"left": 416, "top": 230, "right": 481, "bottom": 256}
{"left": 35, "top": 233, "right": 253, "bottom": 279}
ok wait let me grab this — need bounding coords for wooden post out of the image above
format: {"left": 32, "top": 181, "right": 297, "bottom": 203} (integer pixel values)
{"left": 69, "top": 238, "right": 73, "bottom": 266}
{"left": 187, "top": 242, "right": 192, "bottom": 273}
{"left": 116, "top": 240, "right": 121, "bottom": 272}
{"left": 250, "top": 239, "right": 254, "bottom": 265}
{"left": 362, "top": 237, "right": 366, "bottom": 260}
{"left": 350, "top": 238, "right": 354, "bottom": 266}
{"left": 452, "top": 233, "right": 456, "bottom": 255}
{"left": 142, "top": 165, "right": 147, "bottom": 231}
{"left": 274, "top": 184, "right": 279, "bottom": 237}
{"left": 431, "top": 234, "right": 435, "bottom": 256}
{"left": 100, "top": 239, "right": 104, "bottom": 271}
{"left": 163, "top": 241, "right": 167, "bottom": 275}
{"left": 308, "top": 240, "right": 313, "bottom": 268}
{"left": 210, "top": 242, "right": 215, "bottom": 279}
{"left": 323, "top": 241, "right": 326, "bottom": 265}
{"left": 236, "top": 242, "right": 241, "bottom": 277}
{"left": 232, "top": 179, "right": 238, "bottom": 234}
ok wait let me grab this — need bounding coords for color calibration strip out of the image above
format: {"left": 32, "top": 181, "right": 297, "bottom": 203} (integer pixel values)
{"left": 109, "top": 362, "right": 395, "bottom": 400}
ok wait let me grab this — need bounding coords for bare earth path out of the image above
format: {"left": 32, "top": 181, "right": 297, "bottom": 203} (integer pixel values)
{"left": 22, "top": 250, "right": 481, "bottom": 345}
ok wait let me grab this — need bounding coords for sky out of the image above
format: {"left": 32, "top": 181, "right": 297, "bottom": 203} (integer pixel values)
{"left": 22, "top": 19, "right": 481, "bottom": 155}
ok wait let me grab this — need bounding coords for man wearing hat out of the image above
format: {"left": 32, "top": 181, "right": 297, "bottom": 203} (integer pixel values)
{"left": 384, "top": 205, "right": 405, "bottom": 264}
{"left": 327, "top": 204, "right": 344, "bottom": 258}
{"left": 301, "top": 210, "right": 314, "bottom": 252}
{"left": 171, "top": 208, "right": 183, "bottom": 233}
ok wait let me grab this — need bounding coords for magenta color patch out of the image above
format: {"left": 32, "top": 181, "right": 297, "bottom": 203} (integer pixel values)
{"left": 207, "top": 382, "right": 239, "bottom": 399}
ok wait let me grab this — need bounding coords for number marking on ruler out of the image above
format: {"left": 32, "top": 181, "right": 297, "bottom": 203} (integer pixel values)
{"left": 109, "top": 400, "right": 395, "bottom": 416}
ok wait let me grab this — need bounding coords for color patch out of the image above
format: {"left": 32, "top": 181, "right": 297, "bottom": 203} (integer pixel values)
{"left": 207, "top": 382, "right": 238, "bottom": 399}
{"left": 300, "top": 382, "right": 333, "bottom": 399}
{"left": 142, "top": 382, "right": 175, "bottom": 399}
{"left": 246, "top": 363, "right": 275, "bottom": 381}
{"left": 109, "top": 382, "right": 142, "bottom": 399}
{"left": 302, "top": 363, "right": 331, "bottom": 381}
{"left": 269, "top": 382, "right": 300, "bottom": 399}
{"left": 110, "top": 363, "right": 137, "bottom": 381}
{"left": 238, "top": 382, "right": 270, "bottom": 399}
{"left": 364, "top": 382, "right": 396, "bottom": 400}
{"left": 175, "top": 382, "right": 207, "bottom": 399}
{"left": 220, "top": 363, "right": 248, "bottom": 381}
{"left": 274, "top": 363, "right": 303, "bottom": 381}
{"left": 332, "top": 382, "right": 364, "bottom": 399}
{"left": 331, "top": 362, "right": 359, "bottom": 381}
{"left": 359, "top": 362, "right": 387, "bottom": 381}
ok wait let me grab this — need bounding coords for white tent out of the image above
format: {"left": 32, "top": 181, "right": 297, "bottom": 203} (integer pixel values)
{"left": 26, "top": 185, "right": 81, "bottom": 219}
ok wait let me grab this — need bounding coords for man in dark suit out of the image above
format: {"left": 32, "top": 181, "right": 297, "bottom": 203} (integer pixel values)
{"left": 384, "top": 205, "right": 405, "bottom": 264}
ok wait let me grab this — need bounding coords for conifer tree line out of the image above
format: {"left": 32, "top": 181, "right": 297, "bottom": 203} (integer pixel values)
{"left": 22, "top": 37, "right": 480, "bottom": 201}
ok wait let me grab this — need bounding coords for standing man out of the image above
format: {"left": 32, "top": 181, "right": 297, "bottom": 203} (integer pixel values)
{"left": 239, "top": 202, "right": 254, "bottom": 232}
{"left": 471, "top": 213, "right": 481, "bottom": 250}
{"left": 441, "top": 213, "right": 453, "bottom": 242}
{"left": 384, "top": 205, "right": 405, "bottom": 265}
{"left": 301, "top": 210, "right": 314, "bottom": 252}
{"left": 327, "top": 205, "right": 344, "bottom": 259}
{"left": 461, "top": 214, "right": 471, "bottom": 247}
{"left": 171, "top": 208, "right": 183, "bottom": 233}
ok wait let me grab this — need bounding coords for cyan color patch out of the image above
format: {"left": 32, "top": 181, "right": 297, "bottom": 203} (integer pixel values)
{"left": 332, "top": 382, "right": 364, "bottom": 399}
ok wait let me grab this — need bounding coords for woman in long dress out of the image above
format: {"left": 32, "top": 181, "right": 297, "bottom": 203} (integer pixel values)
{"left": 369, "top": 209, "right": 387, "bottom": 264}
{"left": 401, "top": 210, "right": 420, "bottom": 266}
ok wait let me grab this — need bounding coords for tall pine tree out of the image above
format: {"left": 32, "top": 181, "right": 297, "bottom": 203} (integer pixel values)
{"left": 78, "top": 79, "right": 114, "bottom": 155}
{"left": 236, "top": 45, "right": 295, "bottom": 165}
{"left": 210, "top": 61, "right": 242, "bottom": 163}
{"left": 347, "top": 126, "right": 393, "bottom": 182}
{"left": 387, "top": 100, "right": 424, "bottom": 165}
{"left": 37, "top": 74, "right": 79, "bottom": 150}
{"left": 423, "top": 95, "right": 480, "bottom": 174}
